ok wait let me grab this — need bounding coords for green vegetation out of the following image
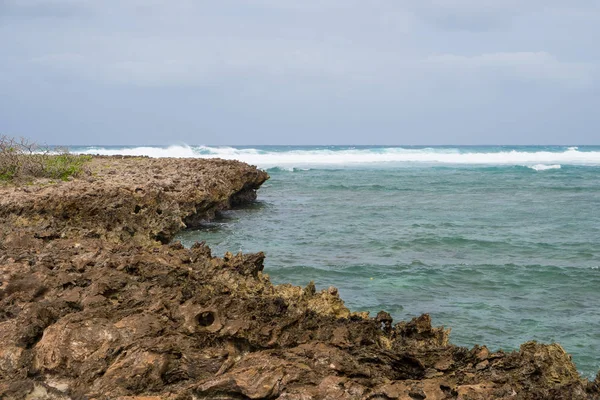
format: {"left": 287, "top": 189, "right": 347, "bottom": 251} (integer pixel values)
{"left": 40, "top": 153, "right": 92, "bottom": 181}
{"left": 0, "top": 135, "right": 91, "bottom": 182}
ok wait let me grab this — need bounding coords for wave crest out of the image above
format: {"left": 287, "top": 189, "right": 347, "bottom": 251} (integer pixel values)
{"left": 529, "top": 164, "right": 562, "bottom": 171}
{"left": 74, "top": 146, "right": 600, "bottom": 169}
{"left": 78, "top": 145, "right": 196, "bottom": 158}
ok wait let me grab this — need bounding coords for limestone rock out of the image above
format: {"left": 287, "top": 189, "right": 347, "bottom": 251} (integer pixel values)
{"left": 0, "top": 156, "right": 597, "bottom": 399}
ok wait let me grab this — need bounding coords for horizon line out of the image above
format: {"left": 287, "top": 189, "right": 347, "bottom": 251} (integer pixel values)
{"left": 50, "top": 143, "right": 599, "bottom": 147}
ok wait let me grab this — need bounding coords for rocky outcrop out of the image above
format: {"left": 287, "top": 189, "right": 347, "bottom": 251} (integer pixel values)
{"left": 0, "top": 157, "right": 267, "bottom": 245}
{"left": 0, "top": 156, "right": 598, "bottom": 399}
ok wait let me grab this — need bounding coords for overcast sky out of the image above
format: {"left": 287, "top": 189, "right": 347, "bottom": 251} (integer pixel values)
{"left": 1, "top": 0, "right": 599, "bottom": 145}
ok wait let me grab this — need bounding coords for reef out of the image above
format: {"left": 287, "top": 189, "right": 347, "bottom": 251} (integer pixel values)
{"left": 0, "top": 156, "right": 598, "bottom": 399}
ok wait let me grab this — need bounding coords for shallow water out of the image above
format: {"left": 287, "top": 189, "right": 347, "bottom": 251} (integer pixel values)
{"left": 72, "top": 144, "right": 600, "bottom": 378}
{"left": 176, "top": 163, "right": 600, "bottom": 378}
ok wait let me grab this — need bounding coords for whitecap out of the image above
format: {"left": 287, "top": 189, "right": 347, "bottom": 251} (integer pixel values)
{"left": 528, "top": 164, "right": 562, "bottom": 171}
{"left": 72, "top": 145, "right": 600, "bottom": 170}
{"left": 76, "top": 144, "right": 196, "bottom": 158}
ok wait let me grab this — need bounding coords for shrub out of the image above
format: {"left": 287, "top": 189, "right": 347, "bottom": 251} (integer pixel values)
{"left": 0, "top": 135, "right": 91, "bottom": 182}
{"left": 43, "top": 153, "right": 92, "bottom": 181}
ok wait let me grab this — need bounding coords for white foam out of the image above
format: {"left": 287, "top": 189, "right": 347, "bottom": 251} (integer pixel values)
{"left": 77, "top": 145, "right": 196, "bottom": 158}
{"left": 529, "top": 164, "right": 562, "bottom": 171}
{"left": 73, "top": 146, "right": 600, "bottom": 169}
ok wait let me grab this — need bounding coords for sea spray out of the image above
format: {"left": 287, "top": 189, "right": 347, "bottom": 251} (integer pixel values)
{"left": 73, "top": 145, "right": 600, "bottom": 169}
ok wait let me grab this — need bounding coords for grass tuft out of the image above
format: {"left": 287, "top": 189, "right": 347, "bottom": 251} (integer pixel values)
{"left": 43, "top": 153, "right": 92, "bottom": 181}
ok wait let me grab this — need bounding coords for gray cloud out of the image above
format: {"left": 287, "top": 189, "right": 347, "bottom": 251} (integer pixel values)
{"left": 403, "top": 0, "right": 600, "bottom": 31}
{"left": 0, "top": 0, "right": 94, "bottom": 18}
{"left": 424, "top": 52, "right": 597, "bottom": 89}
{"left": 0, "top": 0, "right": 599, "bottom": 144}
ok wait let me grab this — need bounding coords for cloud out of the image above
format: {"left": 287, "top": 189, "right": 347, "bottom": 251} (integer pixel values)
{"left": 0, "top": 0, "right": 94, "bottom": 18}
{"left": 1, "top": 1, "right": 599, "bottom": 145}
{"left": 401, "top": 0, "right": 600, "bottom": 31}
{"left": 425, "top": 52, "right": 597, "bottom": 88}
{"left": 27, "top": 37, "right": 369, "bottom": 86}
{"left": 28, "top": 43, "right": 597, "bottom": 91}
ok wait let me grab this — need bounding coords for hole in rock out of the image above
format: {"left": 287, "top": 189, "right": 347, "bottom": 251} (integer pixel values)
{"left": 196, "top": 311, "right": 215, "bottom": 327}
{"left": 25, "top": 330, "right": 45, "bottom": 349}
{"left": 125, "top": 265, "right": 140, "bottom": 275}
{"left": 134, "top": 205, "right": 142, "bottom": 214}
{"left": 156, "top": 232, "right": 170, "bottom": 244}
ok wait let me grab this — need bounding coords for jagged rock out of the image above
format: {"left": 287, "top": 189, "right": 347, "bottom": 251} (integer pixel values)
{"left": 0, "top": 157, "right": 268, "bottom": 245}
{"left": 0, "top": 156, "right": 598, "bottom": 399}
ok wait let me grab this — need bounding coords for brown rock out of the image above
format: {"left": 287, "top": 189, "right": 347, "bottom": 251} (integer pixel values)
{"left": 0, "top": 156, "right": 597, "bottom": 399}
{"left": 456, "top": 383, "right": 495, "bottom": 399}
{"left": 434, "top": 357, "right": 454, "bottom": 372}
{"left": 475, "top": 360, "right": 489, "bottom": 371}
{"left": 476, "top": 345, "right": 490, "bottom": 361}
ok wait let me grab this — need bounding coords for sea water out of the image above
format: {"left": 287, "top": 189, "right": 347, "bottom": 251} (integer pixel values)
{"left": 72, "top": 145, "right": 600, "bottom": 378}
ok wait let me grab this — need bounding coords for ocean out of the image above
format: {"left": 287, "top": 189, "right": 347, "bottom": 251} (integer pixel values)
{"left": 72, "top": 145, "right": 600, "bottom": 378}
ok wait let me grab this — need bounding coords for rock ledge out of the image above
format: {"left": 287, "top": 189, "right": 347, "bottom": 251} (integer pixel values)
{"left": 0, "top": 156, "right": 598, "bottom": 399}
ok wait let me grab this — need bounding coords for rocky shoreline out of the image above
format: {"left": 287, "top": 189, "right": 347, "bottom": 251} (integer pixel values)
{"left": 0, "top": 156, "right": 598, "bottom": 399}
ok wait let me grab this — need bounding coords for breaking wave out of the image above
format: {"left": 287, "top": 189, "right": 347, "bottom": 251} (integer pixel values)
{"left": 73, "top": 145, "right": 600, "bottom": 169}
{"left": 528, "top": 164, "right": 562, "bottom": 171}
{"left": 77, "top": 145, "right": 197, "bottom": 158}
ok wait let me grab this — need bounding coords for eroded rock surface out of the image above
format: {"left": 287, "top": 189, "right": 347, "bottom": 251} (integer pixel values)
{"left": 0, "top": 157, "right": 267, "bottom": 245}
{"left": 0, "top": 156, "right": 598, "bottom": 399}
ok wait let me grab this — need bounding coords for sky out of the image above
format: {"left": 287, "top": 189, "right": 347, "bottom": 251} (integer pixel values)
{"left": 1, "top": 0, "right": 599, "bottom": 145}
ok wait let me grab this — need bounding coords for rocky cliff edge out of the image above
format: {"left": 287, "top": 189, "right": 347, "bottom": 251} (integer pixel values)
{"left": 0, "top": 156, "right": 598, "bottom": 399}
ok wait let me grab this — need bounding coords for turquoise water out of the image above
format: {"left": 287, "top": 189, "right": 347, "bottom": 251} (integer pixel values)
{"left": 75, "top": 145, "right": 600, "bottom": 378}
